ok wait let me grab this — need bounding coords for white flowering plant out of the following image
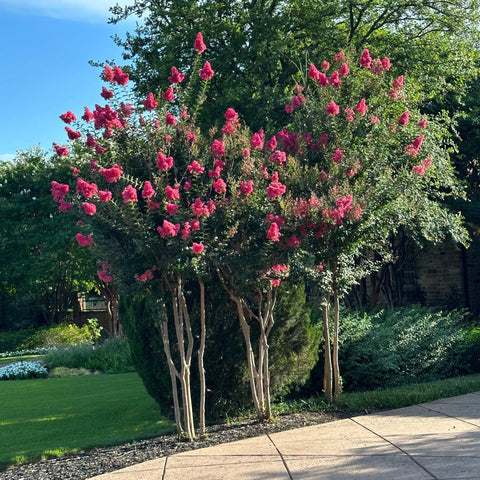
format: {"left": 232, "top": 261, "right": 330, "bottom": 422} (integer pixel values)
{"left": 0, "top": 361, "right": 49, "bottom": 380}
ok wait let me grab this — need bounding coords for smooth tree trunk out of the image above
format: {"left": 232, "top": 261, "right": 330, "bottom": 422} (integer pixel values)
{"left": 322, "top": 300, "right": 333, "bottom": 403}
{"left": 332, "top": 289, "right": 342, "bottom": 401}
{"left": 217, "top": 268, "right": 276, "bottom": 420}
{"left": 157, "top": 273, "right": 207, "bottom": 441}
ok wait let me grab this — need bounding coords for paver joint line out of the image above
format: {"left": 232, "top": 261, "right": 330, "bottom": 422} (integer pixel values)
{"left": 267, "top": 433, "right": 293, "bottom": 480}
{"left": 161, "top": 455, "right": 168, "bottom": 480}
{"left": 350, "top": 417, "right": 438, "bottom": 479}
{"left": 420, "top": 404, "right": 480, "bottom": 429}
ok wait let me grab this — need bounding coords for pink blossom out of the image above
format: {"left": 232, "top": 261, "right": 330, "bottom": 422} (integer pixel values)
{"left": 199, "top": 61, "right": 214, "bottom": 80}
{"left": 98, "top": 190, "right": 112, "bottom": 202}
{"left": 184, "top": 180, "right": 192, "bottom": 190}
{"left": 250, "top": 132, "right": 264, "bottom": 150}
{"left": 266, "top": 136, "right": 277, "bottom": 151}
{"left": 328, "top": 71, "right": 341, "bottom": 88}
{"left": 355, "top": 98, "right": 368, "bottom": 116}
{"left": 60, "top": 111, "right": 76, "bottom": 124}
{"left": 225, "top": 108, "right": 238, "bottom": 122}
{"left": 101, "top": 86, "right": 114, "bottom": 99}
{"left": 71, "top": 166, "right": 81, "bottom": 176}
{"left": 398, "top": 111, "right": 410, "bottom": 126}
{"left": 99, "top": 164, "right": 123, "bottom": 182}
{"left": 86, "top": 134, "right": 97, "bottom": 147}
{"left": 266, "top": 222, "right": 281, "bottom": 242}
{"left": 157, "top": 220, "right": 181, "bottom": 238}
{"left": 291, "top": 94, "right": 306, "bottom": 107}
{"left": 187, "top": 160, "right": 205, "bottom": 174}
{"left": 135, "top": 269, "right": 154, "bottom": 282}
{"left": 242, "top": 148, "right": 251, "bottom": 157}
{"left": 317, "top": 72, "right": 328, "bottom": 86}
{"left": 404, "top": 135, "right": 424, "bottom": 156}
{"left": 382, "top": 57, "right": 392, "bottom": 71}
{"left": 412, "top": 164, "right": 425, "bottom": 175}
{"left": 119, "top": 102, "right": 134, "bottom": 117}
{"left": 165, "top": 112, "right": 177, "bottom": 125}
{"left": 162, "top": 87, "right": 175, "bottom": 102}
{"left": 339, "top": 62, "right": 350, "bottom": 77}
{"left": 207, "top": 199, "right": 216, "bottom": 214}
{"left": 82, "top": 202, "right": 96, "bottom": 215}
{"left": 53, "top": 143, "right": 69, "bottom": 156}
{"left": 165, "top": 185, "right": 179, "bottom": 200}
{"left": 82, "top": 107, "right": 94, "bottom": 122}
{"left": 191, "top": 219, "right": 200, "bottom": 231}
{"left": 423, "top": 157, "right": 432, "bottom": 169}
{"left": 418, "top": 119, "right": 428, "bottom": 129}
{"left": 285, "top": 104, "right": 293, "bottom": 113}
{"left": 209, "top": 167, "right": 221, "bottom": 178}
{"left": 266, "top": 172, "right": 287, "bottom": 199}
{"left": 181, "top": 222, "right": 192, "bottom": 239}
{"left": 319, "top": 133, "right": 329, "bottom": 145}
{"left": 192, "top": 242, "right": 204, "bottom": 254}
{"left": 211, "top": 139, "right": 225, "bottom": 157}
{"left": 270, "top": 279, "right": 281, "bottom": 287}
{"left": 332, "top": 149, "right": 343, "bottom": 163}
{"left": 321, "top": 60, "right": 330, "bottom": 72}
{"left": 263, "top": 216, "right": 283, "bottom": 230}
{"left": 76, "top": 233, "right": 93, "bottom": 246}
{"left": 58, "top": 200, "right": 73, "bottom": 211}
{"left": 194, "top": 32, "right": 207, "bottom": 53}
{"left": 212, "top": 178, "right": 227, "bottom": 194}
{"left": 147, "top": 200, "right": 160, "bottom": 210}
{"left": 393, "top": 75, "right": 404, "bottom": 90}
{"left": 95, "top": 144, "right": 107, "bottom": 155}
{"left": 359, "top": 49, "right": 372, "bottom": 68}
{"left": 97, "top": 270, "right": 113, "bottom": 283}
{"left": 166, "top": 203, "right": 179, "bottom": 215}
{"left": 269, "top": 150, "right": 287, "bottom": 165}
{"left": 76, "top": 178, "right": 98, "bottom": 198}
{"left": 286, "top": 235, "right": 301, "bottom": 248}
{"left": 142, "top": 181, "right": 156, "bottom": 199}
{"left": 317, "top": 264, "right": 324, "bottom": 271}
{"left": 157, "top": 152, "right": 174, "bottom": 170}
{"left": 143, "top": 92, "right": 158, "bottom": 110}
{"left": 239, "top": 180, "right": 254, "bottom": 196}
{"left": 113, "top": 65, "right": 129, "bottom": 86}
{"left": 51, "top": 181, "right": 69, "bottom": 202}
{"left": 344, "top": 107, "right": 355, "bottom": 122}
{"left": 168, "top": 67, "right": 185, "bottom": 84}
{"left": 65, "top": 126, "right": 81, "bottom": 140}
{"left": 308, "top": 63, "right": 320, "bottom": 80}
{"left": 370, "top": 116, "right": 380, "bottom": 124}
{"left": 102, "top": 65, "right": 114, "bottom": 82}
{"left": 122, "top": 185, "right": 138, "bottom": 203}
{"left": 333, "top": 50, "right": 345, "bottom": 62}
{"left": 191, "top": 198, "right": 205, "bottom": 216}
{"left": 325, "top": 101, "right": 340, "bottom": 116}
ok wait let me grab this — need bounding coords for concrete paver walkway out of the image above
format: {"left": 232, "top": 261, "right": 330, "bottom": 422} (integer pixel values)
{"left": 89, "top": 391, "right": 480, "bottom": 480}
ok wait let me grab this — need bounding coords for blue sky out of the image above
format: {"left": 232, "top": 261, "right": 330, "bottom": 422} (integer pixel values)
{"left": 0, "top": 0, "right": 138, "bottom": 161}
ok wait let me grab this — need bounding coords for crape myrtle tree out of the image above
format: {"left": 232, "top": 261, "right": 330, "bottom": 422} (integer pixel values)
{"left": 52, "top": 34, "right": 315, "bottom": 424}
{"left": 277, "top": 49, "right": 468, "bottom": 401}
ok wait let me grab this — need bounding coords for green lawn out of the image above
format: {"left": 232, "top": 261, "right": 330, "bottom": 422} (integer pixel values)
{"left": 0, "top": 373, "right": 174, "bottom": 468}
{"left": 0, "top": 355, "right": 42, "bottom": 365}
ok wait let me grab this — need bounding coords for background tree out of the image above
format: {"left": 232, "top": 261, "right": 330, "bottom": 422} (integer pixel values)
{"left": 0, "top": 148, "right": 93, "bottom": 329}
{"left": 109, "top": 0, "right": 480, "bottom": 131}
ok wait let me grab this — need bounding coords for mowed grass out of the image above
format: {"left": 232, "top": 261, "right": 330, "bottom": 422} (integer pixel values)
{"left": 0, "top": 373, "right": 174, "bottom": 468}
{"left": 0, "top": 355, "right": 42, "bottom": 365}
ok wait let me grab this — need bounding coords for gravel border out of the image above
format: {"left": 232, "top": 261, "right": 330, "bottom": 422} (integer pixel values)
{"left": 0, "top": 411, "right": 348, "bottom": 480}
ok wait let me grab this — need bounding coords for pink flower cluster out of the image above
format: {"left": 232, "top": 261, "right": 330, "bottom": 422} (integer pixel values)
{"left": 412, "top": 157, "right": 432, "bottom": 176}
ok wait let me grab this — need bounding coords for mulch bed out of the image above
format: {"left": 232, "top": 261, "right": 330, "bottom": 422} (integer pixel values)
{"left": 0, "top": 410, "right": 351, "bottom": 480}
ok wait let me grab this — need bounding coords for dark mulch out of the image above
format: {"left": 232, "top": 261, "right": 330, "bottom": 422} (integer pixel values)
{"left": 0, "top": 410, "right": 351, "bottom": 480}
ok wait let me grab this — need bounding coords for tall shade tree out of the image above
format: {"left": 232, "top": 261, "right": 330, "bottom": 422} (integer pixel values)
{"left": 109, "top": 0, "right": 480, "bottom": 131}
{"left": 0, "top": 148, "right": 93, "bottom": 328}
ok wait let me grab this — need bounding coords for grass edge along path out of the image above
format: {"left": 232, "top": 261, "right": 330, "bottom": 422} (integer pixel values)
{"left": 0, "top": 373, "right": 174, "bottom": 468}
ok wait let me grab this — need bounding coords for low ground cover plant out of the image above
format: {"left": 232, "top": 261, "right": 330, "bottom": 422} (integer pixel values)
{"left": 0, "top": 361, "right": 48, "bottom": 380}
{"left": 42, "top": 336, "right": 134, "bottom": 374}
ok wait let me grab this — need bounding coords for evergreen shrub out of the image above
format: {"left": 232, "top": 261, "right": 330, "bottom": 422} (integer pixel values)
{"left": 329, "top": 305, "right": 472, "bottom": 392}
{"left": 120, "top": 280, "right": 320, "bottom": 419}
